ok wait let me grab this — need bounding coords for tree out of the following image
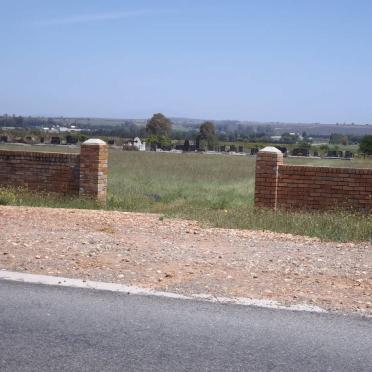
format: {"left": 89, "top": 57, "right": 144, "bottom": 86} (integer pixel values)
{"left": 359, "top": 135, "right": 372, "bottom": 155}
{"left": 146, "top": 135, "right": 171, "bottom": 146}
{"left": 297, "top": 140, "right": 312, "bottom": 150}
{"left": 280, "top": 132, "right": 299, "bottom": 144}
{"left": 199, "top": 121, "right": 216, "bottom": 146}
{"left": 14, "top": 115, "right": 24, "bottom": 127}
{"left": 319, "top": 144, "right": 329, "bottom": 153}
{"left": 145, "top": 113, "right": 172, "bottom": 137}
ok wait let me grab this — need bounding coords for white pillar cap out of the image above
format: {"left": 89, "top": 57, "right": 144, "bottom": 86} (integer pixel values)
{"left": 82, "top": 139, "right": 106, "bottom": 145}
{"left": 259, "top": 146, "right": 282, "bottom": 154}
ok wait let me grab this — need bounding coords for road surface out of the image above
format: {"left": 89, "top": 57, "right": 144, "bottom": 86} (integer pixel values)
{"left": 0, "top": 279, "right": 371, "bottom": 371}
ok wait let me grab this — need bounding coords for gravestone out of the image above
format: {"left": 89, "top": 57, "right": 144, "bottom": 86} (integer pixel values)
{"left": 66, "top": 135, "right": 78, "bottom": 145}
{"left": 345, "top": 151, "right": 354, "bottom": 158}
{"left": 327, "top": 150, "right": 337, "bottom": 157}
{"left": 275, "top": 146, "right": 287, "bottom": 154}
{"left": 51, "top": 137, "right": 61, "bottom": 145}
{"left": 292, "top": 148, "right": 309, "bottom": 156}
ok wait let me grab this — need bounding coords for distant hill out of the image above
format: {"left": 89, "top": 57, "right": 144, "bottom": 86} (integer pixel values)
{"left": 2, "top": 114, "right": 372, "bottom": 137}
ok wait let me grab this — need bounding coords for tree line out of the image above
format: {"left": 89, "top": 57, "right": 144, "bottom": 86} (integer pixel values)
{"left": 0, "top": 113, "right": 278, "bottom": 142}
{"left": 1, "top": 113, "right": 371, "bottom": 154}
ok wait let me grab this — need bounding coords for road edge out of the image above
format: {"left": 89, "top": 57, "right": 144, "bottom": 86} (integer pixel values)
{"left": 0, "top": 269, "right": 328, "bottom": 313}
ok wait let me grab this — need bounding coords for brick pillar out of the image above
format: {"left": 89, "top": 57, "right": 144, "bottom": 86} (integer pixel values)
{"left": 254, "top": 147, "right": 283, "bottom": 209}
{"left": 79, "top": 139, "right": 108, "bottom": 203}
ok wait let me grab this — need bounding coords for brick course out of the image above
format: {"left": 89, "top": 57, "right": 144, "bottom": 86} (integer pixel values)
{"left": 0, "top": 150, "right": 80, "bottom": 195}
{"left": 254, "top": 147, "right": 372, "bottom": 211}
{"left": 0, "top": 139, "right": 108, "bottom": 203}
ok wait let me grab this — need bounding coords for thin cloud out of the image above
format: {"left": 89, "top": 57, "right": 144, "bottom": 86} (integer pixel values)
{"left": 35, "top": 9, "right": 172, "bottom": 26}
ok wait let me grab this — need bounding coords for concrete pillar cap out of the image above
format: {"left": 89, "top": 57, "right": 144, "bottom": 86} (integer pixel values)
{"left": 82, "top": 139, "right": 106, "bottom": 145}
{"left": 259, "top": 146, "right": 282, "bottom": 154}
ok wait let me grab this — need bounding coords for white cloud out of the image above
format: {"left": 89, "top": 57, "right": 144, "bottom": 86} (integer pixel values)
{"left": 35, "top": 9, "right": 172, "bottom": 26}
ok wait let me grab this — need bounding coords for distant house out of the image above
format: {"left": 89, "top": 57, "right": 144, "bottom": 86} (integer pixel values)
{"left": 123, "top": 137, "right": 146, "bottom": 151}
{"left": 133, "top": 137, "right": 146, "bottom": 151}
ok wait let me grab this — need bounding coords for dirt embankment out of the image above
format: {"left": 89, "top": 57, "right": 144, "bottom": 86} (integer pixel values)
{"left": 0, "top": 206, "right": 371, "bottom": 315}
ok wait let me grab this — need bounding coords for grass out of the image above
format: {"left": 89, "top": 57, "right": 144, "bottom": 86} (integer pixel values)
{"left": 0, "top": 144, "right": 371, "bottom": 242}
{"left": 285, "top": 157, "right": 372, "bottom": 168}
{"left": 0, "top": 143, "right": 79, "bottom": 153}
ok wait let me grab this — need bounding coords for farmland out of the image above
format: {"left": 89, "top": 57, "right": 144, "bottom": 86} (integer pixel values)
{"left": 0, "top": 143, "right": 371, "bottom": 242}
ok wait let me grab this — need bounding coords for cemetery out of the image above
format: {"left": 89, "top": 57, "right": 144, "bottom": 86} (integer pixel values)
{"left": 2, "top": 4, "right": 372, "bottom": 367}
{"left": 0, "top": 130, "right": 362, "bottom": 161}
{"left": 0, "top": 140, "right": 370, "bottom": 242}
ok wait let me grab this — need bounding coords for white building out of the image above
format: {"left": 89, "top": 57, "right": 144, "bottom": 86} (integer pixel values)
{"left": 133, "top": 137, "right": 146, "bottom": 151}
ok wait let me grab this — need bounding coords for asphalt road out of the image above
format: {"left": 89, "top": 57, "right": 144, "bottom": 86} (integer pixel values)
{"left": 0, "top": 280, "right": 371, "bottom": 371}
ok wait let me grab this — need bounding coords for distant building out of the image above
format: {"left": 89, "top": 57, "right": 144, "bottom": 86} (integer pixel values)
{"left": 42, "top": 126, "right": 82, "bottom": 133}
{"left": 270, "top": 135, "right": 282, "bottom": 141}
{"left": 133, "top": 137, "right": 146, "bottom": 151}
{"left": 123, "top": 137, "right": 146, "bottom": 151}
{"left": 58, "top": 126, "right": 82, "bottom": 133}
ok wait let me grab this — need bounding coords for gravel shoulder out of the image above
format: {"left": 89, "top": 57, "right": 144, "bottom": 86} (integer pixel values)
{"left": 0, "top": 206, "right": 371, "bottom": 315}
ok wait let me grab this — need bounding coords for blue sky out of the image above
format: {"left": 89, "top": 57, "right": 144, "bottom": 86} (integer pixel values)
{"left": 1, "top": 0, "right": 372, "bottom": 123}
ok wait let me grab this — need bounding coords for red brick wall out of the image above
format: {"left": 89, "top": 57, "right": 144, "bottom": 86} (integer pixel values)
{"left": 277, "top": 165, "right": 372, "bottom": 210}
{"left": 0, "top": 139, "right": 108, "bottom": 202}
{"left": 0, "top": 150, "right": 80, "bottom": 194}
{"left": 254, "top": 147, "right": 372, "bottom": 211}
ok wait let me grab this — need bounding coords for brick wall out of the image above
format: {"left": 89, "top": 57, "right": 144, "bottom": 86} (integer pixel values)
{"left": 254, "top": 147, "right": 372, "bottom": 211}
{"left": 0, "top": 139, "right": 108, "bottom": 203}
